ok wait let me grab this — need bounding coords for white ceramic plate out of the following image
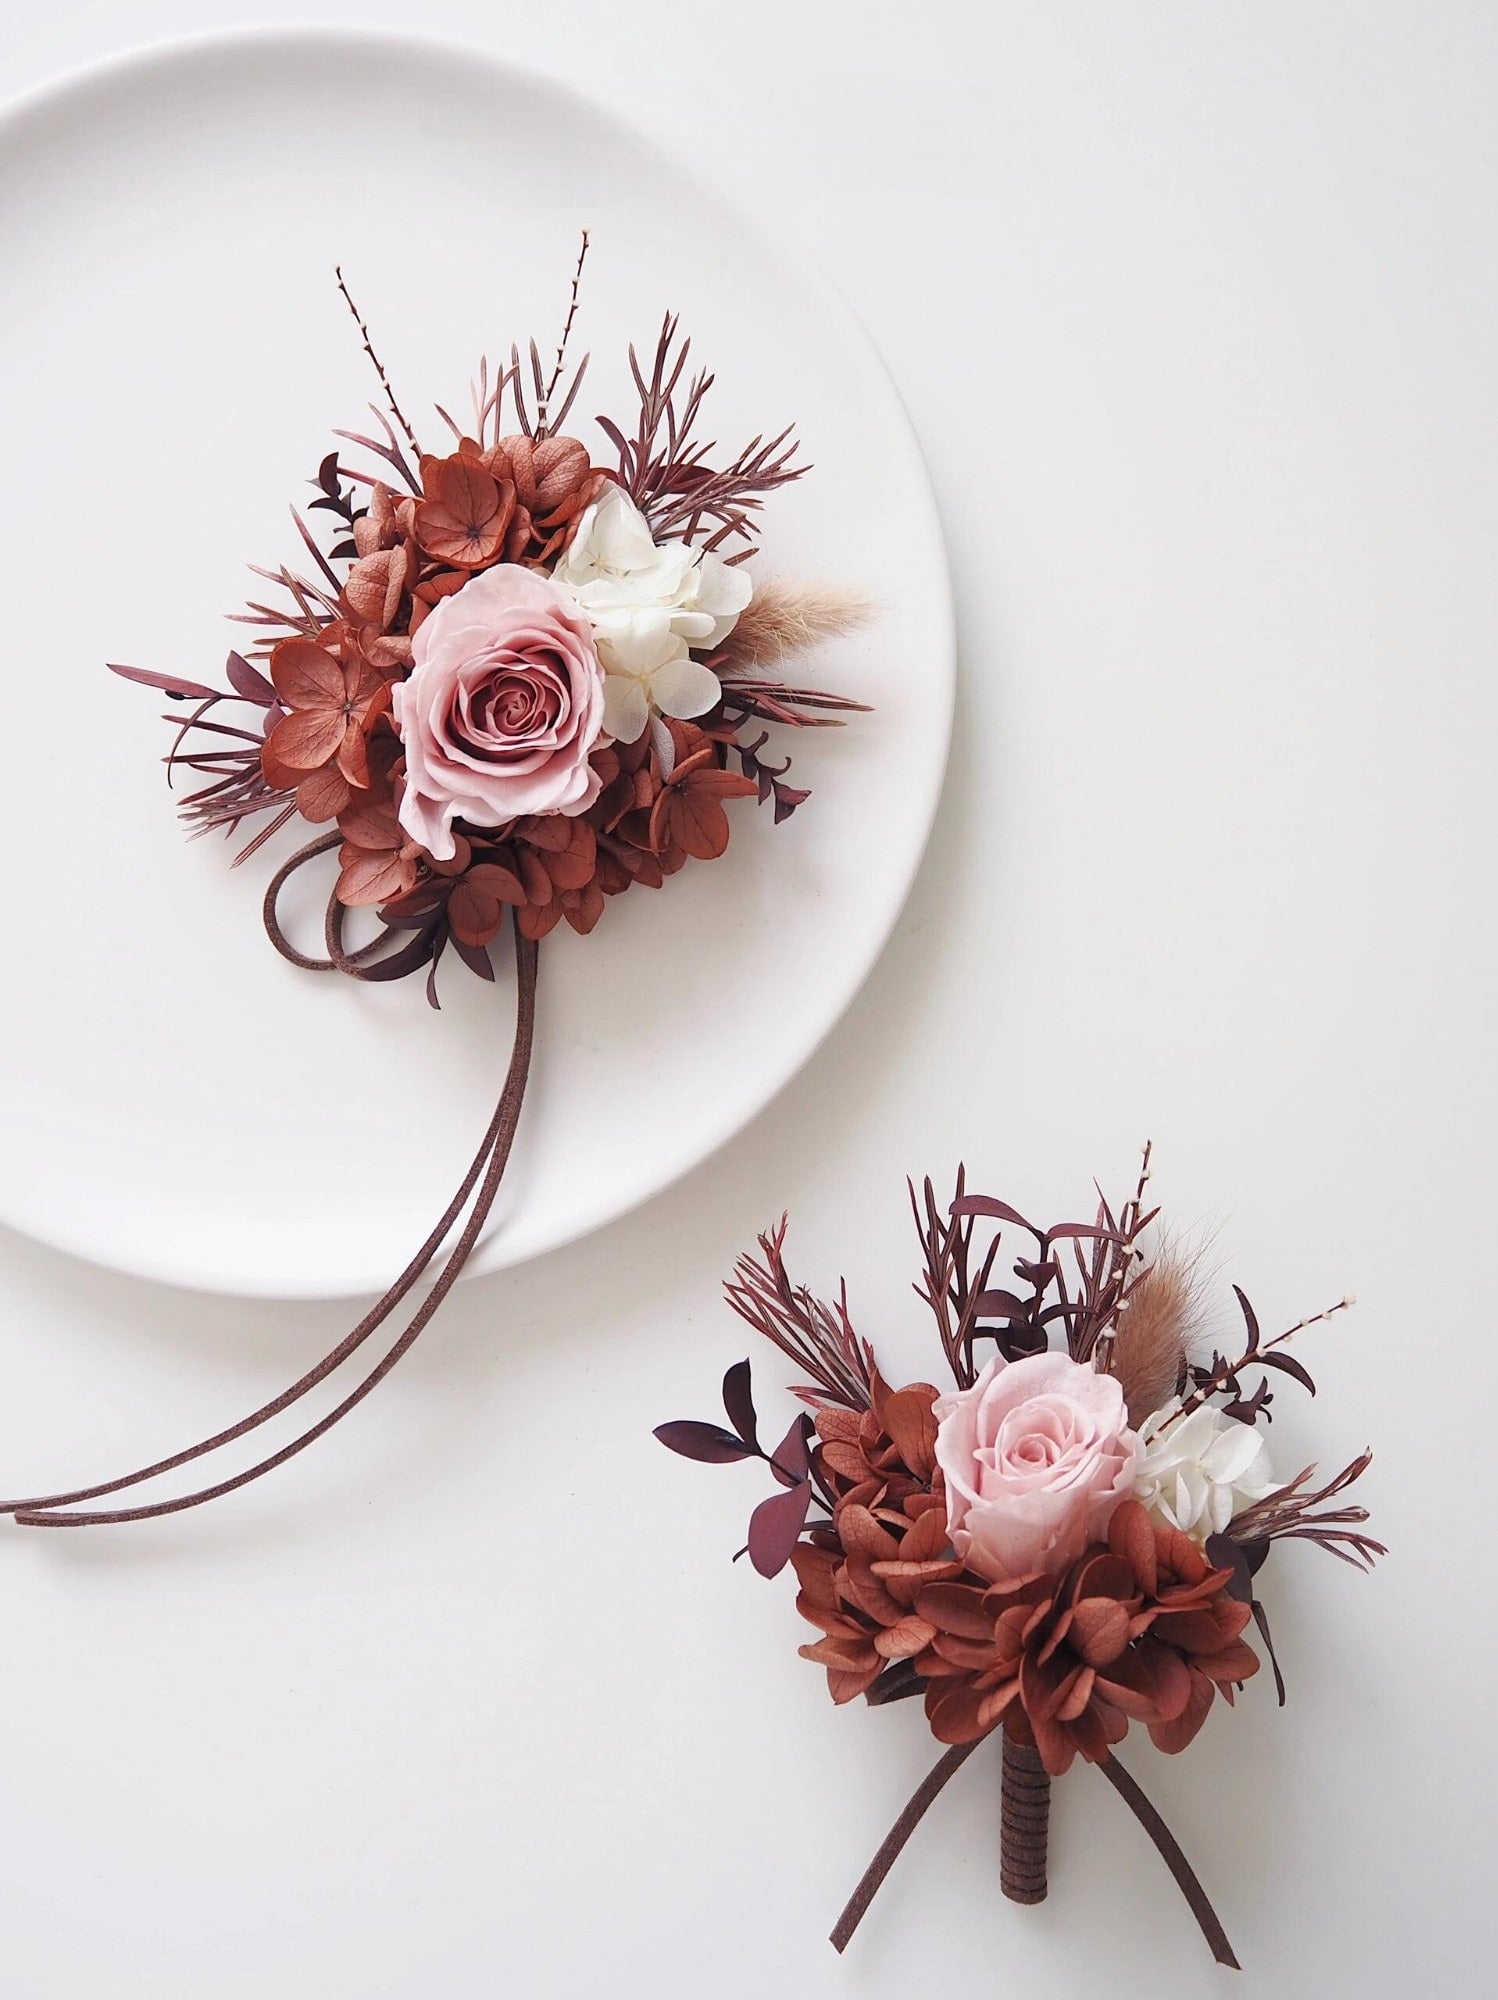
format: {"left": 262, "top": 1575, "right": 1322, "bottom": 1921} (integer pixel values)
{"left": 0, "top": 29, "right": 950, "bottom": 1299}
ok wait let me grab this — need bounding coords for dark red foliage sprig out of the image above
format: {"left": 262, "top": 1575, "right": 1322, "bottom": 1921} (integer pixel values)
{"left": 656, "top": 1360, "right": 835, "bottom": 1578}
{"left": 595, "top": 313, "right": 809, "bottom": 552}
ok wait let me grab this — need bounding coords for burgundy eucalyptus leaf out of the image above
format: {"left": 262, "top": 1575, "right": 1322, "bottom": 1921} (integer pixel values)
{"left": 1043, "top": 1222, "right": 1128, "bottom": 1245}
{"left": 766, "top": 1412, "right": 810, "bottom": 1487}
{"left": 450, "top": 935, "right": 496, "bottom": 982}
{"left": 224, "top": 652, "right": 277, "bottom": 704}
{"left": 1241, "top": 1536, "right": 1272, "bottom": 1577}
{"left": 974, "top": 1289, "right": 1029, "bottom": 1319}
{"left": 950, "top": 1196, "right": 1041, "bottom": 1234}
{"left": 358, "top": 927, "right": 441, "bottom": 984}
{"left": 1204, "top": 1533, "right": 1256, "bottom": 1605}
{"left": 721, "top": 1358, "right": 759, "bottom": 1452}
{"left": 653, "top": 1421, "right": 756, "bottom": 1465}
{"left": 1251, "top": 1597, "right": 1287, "bottom": 1706}
{"left": 747, "top": 1477, "right": 813, "bottom": 1578}
{"left": 1256, "top": 1351, "right": 1317, "bottom": 1396}
{"left": 1232, "top": 1284, "right": 1262, "bottom": 1352}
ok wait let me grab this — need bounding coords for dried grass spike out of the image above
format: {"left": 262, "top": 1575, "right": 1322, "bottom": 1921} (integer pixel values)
{"left": 716, "top": 578, "right": 876, "bottom": 673}
{"left": 1111, "top": 1250, "right": 1198, "bottom": 1426}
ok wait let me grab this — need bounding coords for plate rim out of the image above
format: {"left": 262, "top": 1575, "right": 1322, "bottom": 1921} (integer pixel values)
{"left": 0, "top": 24, "right": 954, "bottom": 1301}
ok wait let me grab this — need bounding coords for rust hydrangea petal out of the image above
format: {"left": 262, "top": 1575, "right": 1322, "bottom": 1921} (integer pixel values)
{"left": 789, "top": 1542, "right": 839, "bottom": 1596}
{"left": 296, "top": 765, "right": 353, "bottom": 823}
{"left": 915, "top": 1581, "right": 995, "bottom": 1641}
{"left": 814, "top": 1409, "right": 863, "bottom": 1448}
{"left": 826, "top": 1666, "right": 883, "bottom": 1705}
{"left": 873, "top": 1616, "right": 938, "bottom": 1661}
{"left": 541, "top": 830, "right": 597, "bottom": 891}
{"left": 413, "top": 458, "right": 511, "bottom": 567}
{"left": 1067, "top": 1597, "right": 1133, "bottom": 1667}
{"left": 1096, "top": 1638, "right": 1193, "bottom": 1722}
{"left": 819, "top": 1441, "right": 870, "bottom": 1483}
{"left": 343, "top": 546, "right": 411, "bottom": 631}
{"left": 448, "top": 863, "right": 528, "bottom": 947}
{"left": 841, "top": 1561, "right": 906, "bottom": 1628}
{"left": 878, "top": 1386, "right": 940, "bottom": 1477}
{"left": 671, "top": 792, "right": 733, "bottom": 861}
{"left": 1107, "top": 1500, "right": 1159, "bottom": 1595}
{"left": 1147, "top": 1666, "right": 1217, "bottom": 1754}
{"left": 929, "top": 1631, "right": 1004, "bottom": 1671}
{"left": 335, "top": 721, "right": 371, "bottom": 790}
{"left": 1155, "top": 1522, "right": 1210, "bottom": 1586}
{"left": 1027, "top": 1705, "right": 1079, "bottom": 1776}
{"left": 517, "top": 902, "right": 565, "bottom": 941}
{"left": 1055, "top": 1663, "right": 1097, "bottom": 1723}
{"left": 267, "top": 706, "right": 346, "bottom": 772}
{"left": 337, "top": 846, "right": 415, "bottom": 908}
{"left": 895, "top": 1505, "right": 951, "bottom": 1565}
{"left": 836, "top": 1505, "right": 902, "bottom": 1564}
{"left": 1019, "top": 1642, "right": 1078, "bottom": 1726}
{"left": 337, "top": 795, "right": 401, "bottom": 850}
{"left": 270, "top": 637, "right": 345, "bottom": 711}
{"left": 1193, "top": 1638, "right": 1260, "bottom": 1686}
{"left": 925, "top": 1677, "right": 993, "bottom": 1746}
{"left": 1151, "top": 1608, "right": 1236, "bottom": 1653}
{"left": 975, "top": 1678, "right": 1022, "bottom": 1732}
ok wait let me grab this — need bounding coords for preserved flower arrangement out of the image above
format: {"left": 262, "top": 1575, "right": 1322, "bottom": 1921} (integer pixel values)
{"left": 1, "top": 238, "right": 868, "bottom": 1531}
{"left": 657, "top": 1147, "right": 1381, "bottom": 1966}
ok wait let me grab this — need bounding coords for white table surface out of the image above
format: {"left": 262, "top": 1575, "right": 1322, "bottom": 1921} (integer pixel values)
{"left": 1, "top": 5, "right": 1491, "bottom": 1996}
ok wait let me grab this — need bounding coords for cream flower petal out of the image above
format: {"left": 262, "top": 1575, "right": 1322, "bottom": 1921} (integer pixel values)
{"left": 601, "top": 673, "right": 650, "bottom": 743}
{"left": 648, "top": 653, "right": 723, "bottom": 720}
{"left": 1134, "top": 1400, "right": 1275, "bottom": 1543}
{"left": 689, "top": 548, "right": 754, "bottom": 645}
{"left": 594, "top": 608, "right": 681, "bottom": 674}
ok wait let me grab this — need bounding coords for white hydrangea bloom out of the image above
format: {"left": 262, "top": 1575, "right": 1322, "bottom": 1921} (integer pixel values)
{"left": 552, "top": 484, "right": 752, "bottom": 743}
{"left": 1133, "top": 1400, "right": 1277, "bottom": 1542}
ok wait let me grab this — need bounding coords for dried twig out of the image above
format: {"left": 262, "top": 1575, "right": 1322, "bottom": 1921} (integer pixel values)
{"left": 334, "top": 265, "right": 421, "bottom": 457}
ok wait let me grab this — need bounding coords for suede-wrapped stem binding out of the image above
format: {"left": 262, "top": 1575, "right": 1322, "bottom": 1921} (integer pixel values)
{"left": 831, "top": 1733, "right": 1239, "bottom": 1968}
{"left": 0, "top": 837, "right": 539, "bottom": 1529}
{"left": 999, "top": 1736, "right": 1050, "bottom": 1904}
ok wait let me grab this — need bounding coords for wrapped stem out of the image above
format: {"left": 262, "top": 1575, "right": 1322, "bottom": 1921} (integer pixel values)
{"left": 1000, "top": 1736, "right": 1051, "bottom": 1904}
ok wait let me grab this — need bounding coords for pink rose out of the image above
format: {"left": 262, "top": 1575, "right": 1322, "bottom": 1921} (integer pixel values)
{"left": 932, "top": 1351, "right": 1141, "bottom": 1584}
{"left": 392, "top": 565, "right": 607, "bottom": 861}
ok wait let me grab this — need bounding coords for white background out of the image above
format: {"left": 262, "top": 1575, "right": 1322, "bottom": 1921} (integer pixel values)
{"left": 1, "top": 5, "right": 1492, "bottom": 1996}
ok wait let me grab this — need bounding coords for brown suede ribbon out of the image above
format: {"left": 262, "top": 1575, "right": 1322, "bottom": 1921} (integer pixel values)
{"left": 832, "top": 1732, "right": 1239, "bottom": 1968}
{"left": 0, "top": 838, "right": 538, "bottom": 1528}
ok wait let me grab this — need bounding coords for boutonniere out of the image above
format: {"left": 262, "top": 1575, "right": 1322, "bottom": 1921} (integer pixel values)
{"left": 658, "top": 1148, "right": 1381, "bottom": 1965}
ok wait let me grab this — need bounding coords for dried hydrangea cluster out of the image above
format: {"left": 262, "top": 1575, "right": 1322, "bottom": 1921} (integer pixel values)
{"left": 657, "top": 1148, "right": 1382, "bottom": 1965}
{"left": 113, "top": 238, "right": 868, "bottom": 1003}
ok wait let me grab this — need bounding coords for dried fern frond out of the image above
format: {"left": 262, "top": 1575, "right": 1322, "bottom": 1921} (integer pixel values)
{"left": 714, "top": 578, "right": 876, "bottom": 674}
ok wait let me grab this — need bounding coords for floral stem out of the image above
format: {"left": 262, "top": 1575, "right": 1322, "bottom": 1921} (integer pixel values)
{"left": 1097, "top": 1753, "right": 1240, "bottom": 1970}
{"left": 830, "top": 1740, "right": 979, "bottom": 1953}
{"left": 1000, "top": 1736, "right": 1050, "bottom": 1903}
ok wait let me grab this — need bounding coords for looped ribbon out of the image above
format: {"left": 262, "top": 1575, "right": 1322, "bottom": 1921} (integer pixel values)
{"left": 830, "top": 1735, "right": 1239, "bottom": 1969}
{"left": 0, "top": 837, "right": 538, "bottom": 1528}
